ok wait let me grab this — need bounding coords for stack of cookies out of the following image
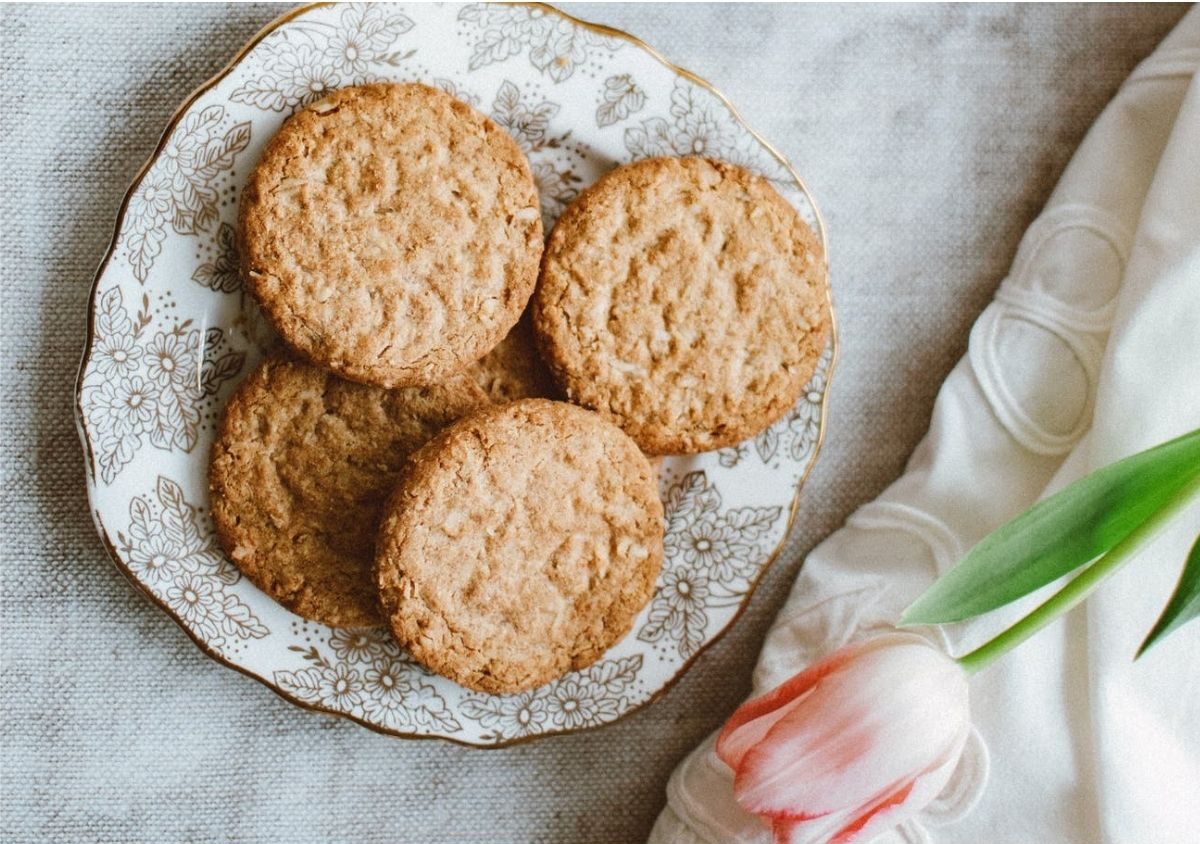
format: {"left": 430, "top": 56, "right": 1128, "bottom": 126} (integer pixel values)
{"left": 210, "top": 82, "right": 829, "bottom": 695}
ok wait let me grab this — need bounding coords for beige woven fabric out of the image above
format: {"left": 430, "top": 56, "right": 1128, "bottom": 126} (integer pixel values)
{"left": 0, "top": 4, "right": 1187, "bottom": 842}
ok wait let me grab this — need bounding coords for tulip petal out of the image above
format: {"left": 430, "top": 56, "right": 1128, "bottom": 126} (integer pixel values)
{"left": 773, "top": 818, "right": 798, "bottom": 844}
{"left": 769, "top": 745, "right": 959, "bottom": 844}
{"left": 733, "top": 636, "right": 969, "bottom": 818}
{"left": 767, "top": 806, "right": 861, "bottom": 844}
{"left": 774, "top": 816, "right": 829, "bottom": 844}
{"left": 716, "top": 640, "right": 868, "bottom": 771}
{"left": 759, "top": 727, "right": 968, "bottom": 844}
{"left": 829, "top": 780, "right": 915, "bottom": 844}
{"left": 719, "top": 691, "right": 812, "bottom": 781}
{"left": 829, "top": 730, "right": 968, "bottom": 844}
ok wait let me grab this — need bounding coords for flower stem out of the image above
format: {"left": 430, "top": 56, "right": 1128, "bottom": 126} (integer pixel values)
{"left": 956, "top": 472, "right": 1200, "bottom": 676}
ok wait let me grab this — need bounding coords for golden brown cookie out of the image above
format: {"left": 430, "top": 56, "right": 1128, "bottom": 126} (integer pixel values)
{"left": 239, "top": 82, "right": 543, "bottom": 388}
{"left": 209, "top": 356, "right": 488, "bottom": 627}
{"left": 469, "top": 312, "right": 559, "bottom": 403}
{"left": 533, "top": 156, "right": 830, "bottom": 454}
{"left": 374, "top": 399, "right": 664, "bottom": 693}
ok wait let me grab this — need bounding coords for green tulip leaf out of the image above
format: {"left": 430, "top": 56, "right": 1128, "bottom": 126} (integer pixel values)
{"left": 1137, "top": 533, "right": 1200, "bottom": 658}
{"left": 902, "top": 427, "right": 1200, "bottom": 625}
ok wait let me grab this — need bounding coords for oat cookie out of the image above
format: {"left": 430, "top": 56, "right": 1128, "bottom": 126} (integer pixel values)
{"left": 209, "top": 356, "right": 488, "bottom": 627}
{"left": 469, "top": 312, "right": 559, "bottom": 403}
{"left": 533, "top": 156, "right": 830, "bottom": 454}
{"left": 239, "top": 82, "right": 543, "bottom": 388}
{"left": 374, "top": 399, "right": 664, "bottom": 693}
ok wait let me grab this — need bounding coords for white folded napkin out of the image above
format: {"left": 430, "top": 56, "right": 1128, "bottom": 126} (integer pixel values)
{"left": 648, "top": 9, "right": 1200, "bottom": 844}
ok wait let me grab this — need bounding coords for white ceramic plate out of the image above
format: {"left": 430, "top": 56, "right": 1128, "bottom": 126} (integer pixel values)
{"left": 76, "top": 1, "right": 835, "bottom": 746}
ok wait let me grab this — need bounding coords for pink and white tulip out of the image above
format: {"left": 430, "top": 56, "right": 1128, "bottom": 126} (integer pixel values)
{"left": 716, "top": 632, "right": 970, "bottom": 844}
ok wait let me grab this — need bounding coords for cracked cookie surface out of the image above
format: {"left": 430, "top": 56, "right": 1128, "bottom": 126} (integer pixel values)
{"left": 209, "top": 356, "right": 488, "bottom": 627}
{"left": 374, "top": 399, "right": 663, "bottom": 693}
{"left": 533, "top": 156, "right": 830, "bottom": 454}
{"left": 239, "top": 82, "right": 543, "bottom": 388}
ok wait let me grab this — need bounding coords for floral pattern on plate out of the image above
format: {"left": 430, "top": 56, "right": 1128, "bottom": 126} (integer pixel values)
{"left": 121, "top": 105, "right": 250, "bottom": 283}
{"left": 120, "top": 476, "right": 267, "bottom": 649}
{"left": 456, "top": 3, "right": 624, "bottom": 82}
{"left": 230, "top": 4, "right": 416, "bottom": 111}
{"left": 641, "top": 472, "right": 785, "bottom": 659}
{"left": 82, "top": 288, "right": 244, "bottom": 483}
{"left": 77, "top": 2, "right": 834, "bottom": 746}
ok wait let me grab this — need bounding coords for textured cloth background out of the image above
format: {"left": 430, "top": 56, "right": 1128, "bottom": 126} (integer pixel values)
{"left": 0, "top": 4, "right": 1189, "bottom": 842}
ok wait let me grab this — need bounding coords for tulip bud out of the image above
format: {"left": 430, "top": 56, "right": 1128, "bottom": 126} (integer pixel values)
{"left": 716, "top": 632, "right": 970, "bottom": 844}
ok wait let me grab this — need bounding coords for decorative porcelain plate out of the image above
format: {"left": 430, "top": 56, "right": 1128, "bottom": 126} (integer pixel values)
{"left": 76, "top": 2, "right": 835, "bottom": 746}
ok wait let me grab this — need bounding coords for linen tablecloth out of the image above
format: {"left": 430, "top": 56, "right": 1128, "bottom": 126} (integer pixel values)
{"left": 0, "top": 4, "right": 1189, "bottom": 842}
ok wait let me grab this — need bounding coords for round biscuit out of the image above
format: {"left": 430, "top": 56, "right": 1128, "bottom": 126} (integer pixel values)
{"left": 533, "top": 156, "right": 830, "bottom": 454}
{"left": 239, "top": 82, "right": 543, "bottom": 388}
{"left": 374, "top": 399, "right": 664, "bottom": 693}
